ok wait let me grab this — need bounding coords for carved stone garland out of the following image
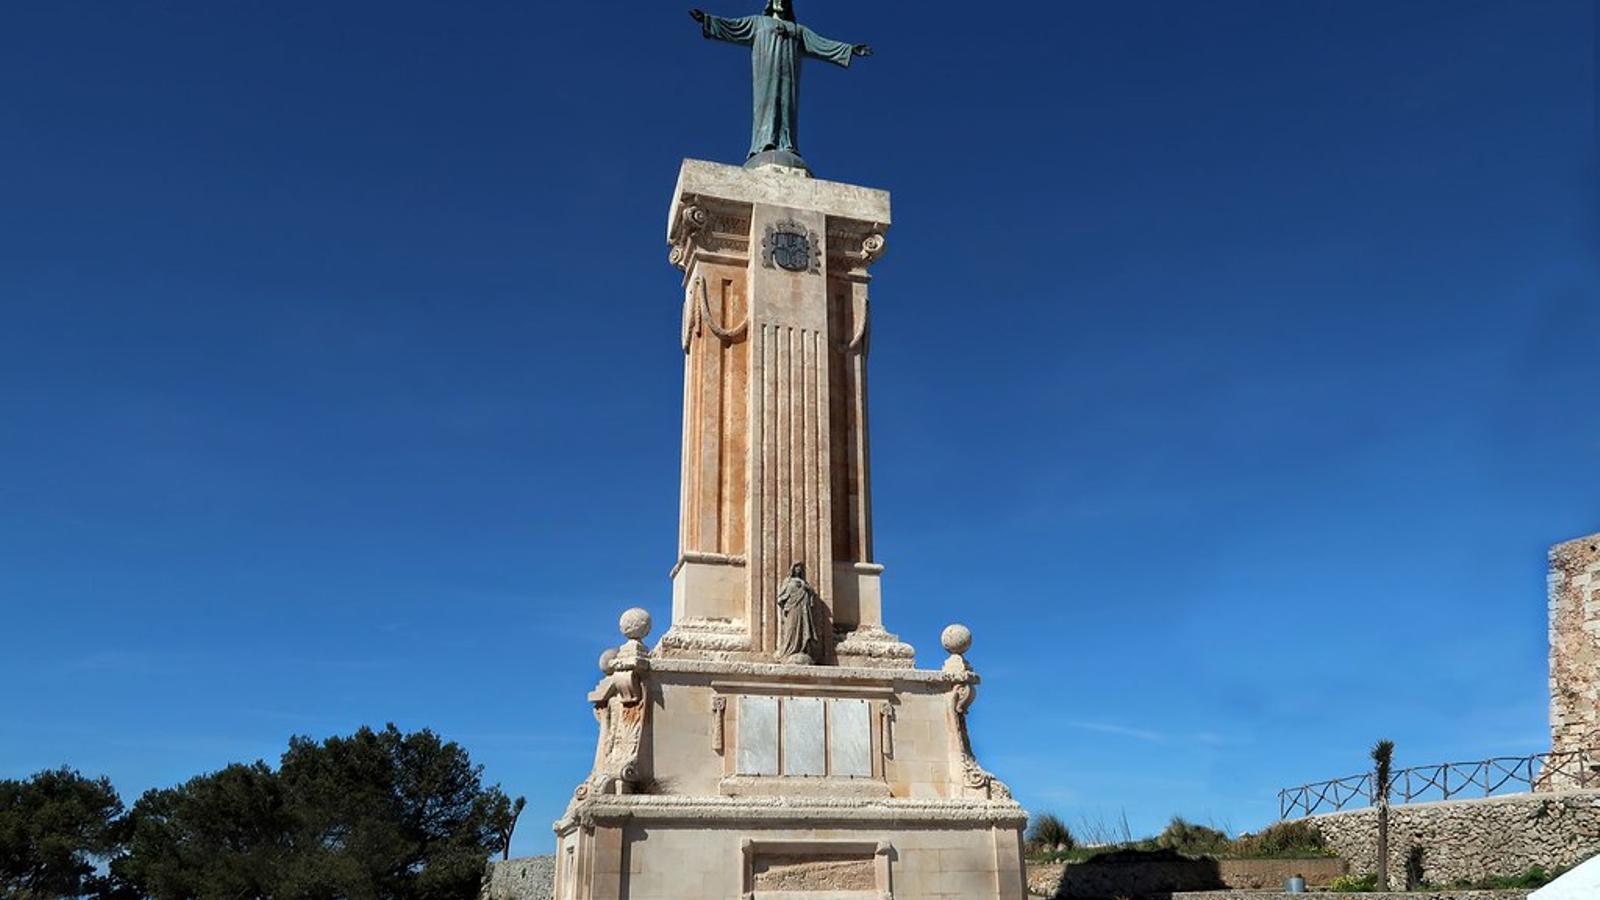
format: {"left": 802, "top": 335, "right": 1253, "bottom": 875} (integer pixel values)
{"left": 683, "top": 273, "right": 750, "bottom": 352}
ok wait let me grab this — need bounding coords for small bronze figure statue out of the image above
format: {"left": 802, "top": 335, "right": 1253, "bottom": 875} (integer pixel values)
{"left": 776, "top": 561, "right": 821, "bottom": 665}
{"left": 690, "top": 1, "right": 872, "bottom": 170}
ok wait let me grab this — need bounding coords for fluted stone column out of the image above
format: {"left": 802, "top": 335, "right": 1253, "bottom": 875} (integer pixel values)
{"left": 661, "top": 160, "right": 906, "bottom": 666}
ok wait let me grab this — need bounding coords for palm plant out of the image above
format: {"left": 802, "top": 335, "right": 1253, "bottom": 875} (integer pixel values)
{"left": 1371, "top": 740, "right": 1395, "bottom": 890}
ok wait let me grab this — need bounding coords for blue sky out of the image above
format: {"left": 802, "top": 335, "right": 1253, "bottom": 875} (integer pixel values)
{"left": 1, "top": 1, "right": 1596, "bottom": 856}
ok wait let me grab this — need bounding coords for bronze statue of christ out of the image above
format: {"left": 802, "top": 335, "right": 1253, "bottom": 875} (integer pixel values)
{"left": 690, "top": 1, "right": 873, "bottom": 168}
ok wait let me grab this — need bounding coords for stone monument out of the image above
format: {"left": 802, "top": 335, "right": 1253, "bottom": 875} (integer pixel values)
{"left": 544, "top": 7, "right": 1028, "bottom": 898}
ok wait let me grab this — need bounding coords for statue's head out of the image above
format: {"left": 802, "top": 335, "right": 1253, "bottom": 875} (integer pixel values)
{"left": 789, "top": 562, "right": 806, "bottom": 579}
{"left": 764, "top": 0, "right": 796, "bottom": 22}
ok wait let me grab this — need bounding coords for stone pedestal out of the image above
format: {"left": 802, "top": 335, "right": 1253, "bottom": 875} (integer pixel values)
{"left": 548, "top": 161, "right": 1026, "bottom": 900}
{"left": 659, "top": 160, "right": 908, "bottom": 668}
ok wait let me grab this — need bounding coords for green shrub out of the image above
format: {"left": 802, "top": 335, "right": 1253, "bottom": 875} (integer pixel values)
{"left": 1229, "top": 820, "right": 1330, "bottom": 858}
{"left": 1025, "top": 812, "right": 1075, "bottom": 854}
{"left": 1449, "top": 865, "right": 1558, "bottom": 890}
{"left": 1155, "top": 817, "right": 1229, "bottom": 856}
{"left": 1328, "top": 873, "right": 1378, "bottom": 892}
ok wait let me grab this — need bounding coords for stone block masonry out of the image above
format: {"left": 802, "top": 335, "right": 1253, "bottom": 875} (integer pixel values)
{"left": 1301, "top": 789, "right": 1600, "bottom": 887}
{"left": 482, "top": 857, "right": 554, "bottom": 900}
{"left": 1549, "top": 533, "right": 1600, "bottom": 772}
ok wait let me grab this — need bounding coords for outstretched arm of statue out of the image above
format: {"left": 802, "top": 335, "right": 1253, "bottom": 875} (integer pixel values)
{"left": 800, "top": 26, "right": 866, "bottom": 67}
{"left": 695, "top": 11, "right": 757, "bottom": 46}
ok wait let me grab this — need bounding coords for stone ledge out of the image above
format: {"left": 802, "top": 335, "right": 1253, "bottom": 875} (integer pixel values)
{"left": 668, "top": 159, "right": 892, "bottom": 243}
{"left": 646, "top": 656, "right": 977, "bottom": 686}
{"left": 720, "top": 775, "right": 891, "bottom": 799}
{"left": 559, "top": 794, "right": 1027, "bottom": 830}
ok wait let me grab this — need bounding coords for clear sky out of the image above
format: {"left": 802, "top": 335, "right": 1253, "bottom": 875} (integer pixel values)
{"left": 2, "top": 1, "right": 1596, "bottom": 857}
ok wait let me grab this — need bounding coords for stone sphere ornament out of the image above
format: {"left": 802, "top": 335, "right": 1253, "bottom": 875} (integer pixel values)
{"left": 619, "top": 608, "right": 653, "bottom": 641}
{"left": 598, "top": 648, "right": 618, "bottom": 674}
{"left": 941, "top": 624, "right": 973, "bottom": 656}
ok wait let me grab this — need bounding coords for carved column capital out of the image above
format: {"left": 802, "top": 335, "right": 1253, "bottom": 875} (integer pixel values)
{"left": 669, "top": 203, "right": 709, "bottom": 270}
{"left": 860, "top": 231, "right": 887, "bottom": 265}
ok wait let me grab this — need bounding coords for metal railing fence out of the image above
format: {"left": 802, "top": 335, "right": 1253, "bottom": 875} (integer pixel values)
{"left": 1278, "top": 750, "right": 1599, "bottom": 818}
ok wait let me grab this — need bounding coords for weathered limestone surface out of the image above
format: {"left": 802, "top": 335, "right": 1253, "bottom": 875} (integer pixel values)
{"left": 1549, "top": 533, "right": 1600, "bottom": 777}
{"left": 1300, "top": 790, "right": 1600, "bottom": 886}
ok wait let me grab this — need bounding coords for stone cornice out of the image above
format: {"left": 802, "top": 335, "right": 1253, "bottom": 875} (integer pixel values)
{"left": 668, "top": 159, "right": 892, "bottom": 247}
{"left": 558, "top": 794, "right": 1026, "bottom": 832}
{"left": 645, "top": 656, "right": 978, "bottom": 687}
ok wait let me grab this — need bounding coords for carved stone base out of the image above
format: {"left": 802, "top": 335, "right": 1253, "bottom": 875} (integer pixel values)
{"left": 656, "top": 618, "right": 752, "bottom": 658}
{"left": 552, "top": 796, "right": 1026, "bottom": 900}
{"left": 744, "top": 148, "right": 810, "bottom": 174}
{"left": 834, "top": 625, "right": 917, "bottom": 670}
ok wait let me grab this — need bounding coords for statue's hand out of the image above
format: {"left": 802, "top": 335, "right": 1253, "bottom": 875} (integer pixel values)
{"left": 690, "top": 9, "right": 707, "bottom": 23}
{"left": 853, "top": 44, "right": 874, "bottom": 57}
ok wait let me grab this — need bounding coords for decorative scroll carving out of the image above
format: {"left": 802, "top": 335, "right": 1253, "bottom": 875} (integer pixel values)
{"left": 575, "top": 612, "right": 654, "bottom": 799}
{"left": 712, "top": 696, "right": 728, "bottom": 754}
{"left": 949, "top": 682, "right": 1012, "bottom": 801}
{"left": 859, "top": 232, "right": 887, "bottom": 265}
{"left": 576, "top": 655, "right": 650, "bottom": 799}
{"left": 669, "top": 203, "right": 709, "bottom": 270}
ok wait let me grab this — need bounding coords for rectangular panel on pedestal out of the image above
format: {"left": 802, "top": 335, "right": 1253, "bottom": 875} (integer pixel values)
{"left": 829, "top": 699, "right": 873, "bottom": 778}
{"left": 782, "top": 697, "right": 827, "bottom": 776}
{"left": 736, "top": 695, "right": 780, "bottom": 776}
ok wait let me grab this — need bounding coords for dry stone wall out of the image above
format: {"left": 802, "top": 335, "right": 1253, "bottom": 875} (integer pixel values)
{"left": 1303, "top": 789, "right": 1600, "bottom": 885}
{"left": 1171, "top": 892, "right": 1530, "bottom": 900}
{"left": 1027, "top": 856, "right": 1345, "bottom": 897}
{"left": 481, "top": 857, "right": 554, "bottom": 900}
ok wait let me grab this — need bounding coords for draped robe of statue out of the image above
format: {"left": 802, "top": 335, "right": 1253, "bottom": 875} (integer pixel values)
{"left": 776, "top": 569, "right": 821, "bottom": 663}
{"left": 700, "top": 13, "right": 856, "bottom": 160}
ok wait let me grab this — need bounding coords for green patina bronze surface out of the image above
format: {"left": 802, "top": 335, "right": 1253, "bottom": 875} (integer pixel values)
{"left": 691, "top": 2, "right": 871, "bottom": 167}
